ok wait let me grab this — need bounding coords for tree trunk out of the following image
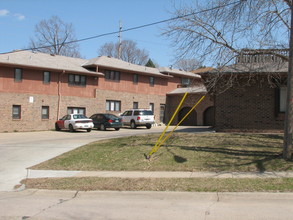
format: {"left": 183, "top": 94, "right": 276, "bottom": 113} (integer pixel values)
{"left": 283, "top": 6, "right": 293, "bottom": 160}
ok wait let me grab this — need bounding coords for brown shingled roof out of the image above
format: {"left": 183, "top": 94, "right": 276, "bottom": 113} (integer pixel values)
{"left": 0, "top": 50, "right": 103, "bottom": 76}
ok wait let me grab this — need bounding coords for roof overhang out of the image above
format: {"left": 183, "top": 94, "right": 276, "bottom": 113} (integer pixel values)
{"left": 167, "top": 85, "right": 207, "bottom": 96}
{"left": 159, "top": 67, "right": 201, "bottom": 79}
{"left": 0, "top": 62, "right": 104, "bottom": 76}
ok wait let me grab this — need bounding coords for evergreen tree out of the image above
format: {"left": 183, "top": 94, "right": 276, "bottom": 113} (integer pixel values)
{"left": 145, "top": 59, "right": 156, "bottom": 68}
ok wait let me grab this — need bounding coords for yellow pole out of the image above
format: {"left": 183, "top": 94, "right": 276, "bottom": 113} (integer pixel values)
{"left": 148, "top": 95, "right": 205, "bottom": 158}
{"left": 147, "top": 92, "right": 188, "bottom": 158}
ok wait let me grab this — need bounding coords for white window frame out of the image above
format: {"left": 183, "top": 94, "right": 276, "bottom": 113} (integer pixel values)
{"left": 41, "top": 106, "right": 49, "bottom": 119}
{"left": 106, "top": 100, "right": 121, "bottom": 111}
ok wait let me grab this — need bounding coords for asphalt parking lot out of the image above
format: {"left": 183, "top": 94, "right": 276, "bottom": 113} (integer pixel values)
{"left": 0, "top": 126, "right": 211, "bottom": 191}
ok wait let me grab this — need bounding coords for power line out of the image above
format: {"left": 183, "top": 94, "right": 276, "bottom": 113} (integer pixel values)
{"left": 1, "top": 0, "right": 242, "bottom": 54}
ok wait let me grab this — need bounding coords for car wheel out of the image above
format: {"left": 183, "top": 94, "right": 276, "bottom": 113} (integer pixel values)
{"left": 146, "top": 124, "right": 152, "bottom": 129}
{"left": 115, "top": 128, "right": 120, "bottom": 131}
{"left": 69, "top": 124, "right": 75, "bottom": 132}
{"left": 87, "top": 128, "right": 92, "bottom": 132}
{"left": 55, "top": 123, "right": 61, "bottom": 131}
{"left": 100, "top": 124, "right": 106, "bottom": 131}
{"left": 130, "top": 121, "right": 136, "bottom": 129}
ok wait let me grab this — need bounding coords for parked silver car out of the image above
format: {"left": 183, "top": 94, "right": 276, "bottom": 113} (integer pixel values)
{"left": 120, "top": 109, "right": 155, "bottom": 129}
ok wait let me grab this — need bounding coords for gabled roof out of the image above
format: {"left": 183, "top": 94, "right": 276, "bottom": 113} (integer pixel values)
{"left": 0, "top": 50, "right": 103, "bottom": 76}
{"left": 0, "top": 51, "right": 204, "bottom": 79}
{"left": 159, "top": 67, "right": 201, "bottom": 78}
{"left": 83, "top": 56, "right": 171, "bottom": 78}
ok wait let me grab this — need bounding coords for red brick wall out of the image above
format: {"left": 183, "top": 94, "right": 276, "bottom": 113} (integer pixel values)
{"left": 214, "top": 82, "right": 284, "bottom": 131}
{"left": 97, "top": 68, "right": 180, "bottom": 95}
{"left": 0, "top": 67, "right": 97, "bottom": 98}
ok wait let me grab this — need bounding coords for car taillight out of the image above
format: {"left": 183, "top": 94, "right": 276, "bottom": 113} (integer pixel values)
{"left": 108, "top": 119, "right": 113, "bottom": 123}
{"left": 137, "top": 116, "right": 141, "bottom": 120}
{"left": 76, "top": 120, "right": 92, "bottom": 123}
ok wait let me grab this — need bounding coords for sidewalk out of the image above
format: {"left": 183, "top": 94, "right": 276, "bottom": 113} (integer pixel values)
{"left": 27, "top": 169, "right": 293, "bottom": 179}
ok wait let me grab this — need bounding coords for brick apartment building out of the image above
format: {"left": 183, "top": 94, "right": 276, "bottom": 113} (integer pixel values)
{"left": 200, "top": 49, "right": 288, "bottom": 132}
{"left": 0, "top": 50, "right": 213, "bottom": 132}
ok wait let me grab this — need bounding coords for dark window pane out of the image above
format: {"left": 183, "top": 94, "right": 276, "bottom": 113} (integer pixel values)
{"left": 44, "top": 71, "right": 50, "bottom": 84}
{"left": 12, "top": 105, "right": 21, "bottom": 119}
{"left": 42, "top": 106, "right": 49, "bottom": 119}
{"left": 14, "top": 68, "right": 22, "bottom": 82}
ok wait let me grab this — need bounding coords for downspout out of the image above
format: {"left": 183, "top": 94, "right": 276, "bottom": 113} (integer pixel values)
{"left": 57, "top": 70, "right": 66, "bottom": 120}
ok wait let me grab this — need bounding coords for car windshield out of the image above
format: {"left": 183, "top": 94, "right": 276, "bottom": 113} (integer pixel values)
{"left": 134, "top": 110, "right": 153, "bottom": 116}
{"left": 73, "top": 114, "right": 87, "bottom": 119}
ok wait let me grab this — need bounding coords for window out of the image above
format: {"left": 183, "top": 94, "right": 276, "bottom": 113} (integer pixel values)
{"left": 279, "top": 87, "right": 287, "bottom": 113}
{"left": 105, "top": 70, "right": 120, "bottom": 81}
{"left": 133, "top": 102, "right": 138, "bottom": 109}
{"left": 68, "top": 74, "right": 86, "bottom": 86}
{"left": 160, "top": 104, "right": 166, "bottom": 123}
{"left": 14, "top": 68, "right": 22, "bottom": 82}
{"left": 12, "top": 105, "right": 21, "bottom": 119}
{"left": 43, "top": 71, "right": 50, "bottom": 84}
{"left": 41, "top": 106, "right": 49, "bottom": 119}
{"left": 149, "top": 103, "right": 154, "bottom": 113}
{"left": 134, "top": 110, "right": 153, "bottom": 116}
{"left": 133, "top": 74, "right": 138, "bottom": 84}
{"left": 181, "top": 78, "right": 190, "bottom": 86}
{"left": 106, "top": 100, "right": 121, "bottom": 111}
{"left": 67, "top": 107, "right": 86, "bottom": 115}
{"left": 122, "top": 111, "right": 132, "bottom": 116}
{"left": 149, "top": 76, "right": 155, "bottom": 86}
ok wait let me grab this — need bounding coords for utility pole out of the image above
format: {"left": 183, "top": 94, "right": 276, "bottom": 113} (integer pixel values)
{"left": 283, "top": 5, "right": 293, "bottom": 160}
{"left": 118, "top": 20, "right": 122, "bottom": 59}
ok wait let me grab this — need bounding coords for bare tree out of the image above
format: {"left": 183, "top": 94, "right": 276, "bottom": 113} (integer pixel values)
{"left": 29, "top": 16, "right": 81, "bottom": 58}
{"left": 173, "top": 59, "right": 203, "bottom": 71}
{"left": 164, "top": 0, "right": 291, "bottom": 66}
{"left": 98, "top": 39, "right": 149, "bottom": 65}
{"left": 164, "top": 0, "right": 293, "bottom": 160}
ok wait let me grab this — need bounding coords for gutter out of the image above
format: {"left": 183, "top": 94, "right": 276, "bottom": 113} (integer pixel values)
{"left": 57, "top": 70, "right": 66, "bottom": 120}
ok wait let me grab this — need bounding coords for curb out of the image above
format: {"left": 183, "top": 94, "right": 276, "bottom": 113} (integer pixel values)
{"left": 27, "top": 170, "right": 293, "bottom": 179}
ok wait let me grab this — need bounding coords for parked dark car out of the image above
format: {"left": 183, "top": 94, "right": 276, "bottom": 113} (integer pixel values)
{"left": 90, "top": 113, "right": 123, "bottom": 131}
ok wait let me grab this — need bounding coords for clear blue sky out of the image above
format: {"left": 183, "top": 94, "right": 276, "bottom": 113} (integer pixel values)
{"left": 0, "top": 0, "right": 192, "bottom": 67}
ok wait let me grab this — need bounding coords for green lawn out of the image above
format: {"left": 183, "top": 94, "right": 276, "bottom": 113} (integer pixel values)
{"left": 31, "top": 132, "right": 293, "bottom": 172}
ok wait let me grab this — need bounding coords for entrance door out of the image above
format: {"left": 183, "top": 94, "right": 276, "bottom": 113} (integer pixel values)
{"left": 178, "top": 107, "right": 197, "bottom": 126}
{"left": 204, "top": 106, "right": 215, "bottom": 126}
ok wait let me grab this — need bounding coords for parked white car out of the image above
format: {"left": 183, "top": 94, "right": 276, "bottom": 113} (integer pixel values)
{"left": 120, "top": 109, "right": 155, "bottom": 129}
{"left": 55, "top": 114, "right": 94, "bottom": 132}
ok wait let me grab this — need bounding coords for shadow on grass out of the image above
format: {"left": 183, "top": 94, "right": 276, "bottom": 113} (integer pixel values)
{"left": 166, "top": 147, "right": 188, "bottom": 164}
{"left": 177, "top": 145, "right": 278, "bottom": 157}
{"left": 163, "top": 144, "right": 283, "bottom": 172}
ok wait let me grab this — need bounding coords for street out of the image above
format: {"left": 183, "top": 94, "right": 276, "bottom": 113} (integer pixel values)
{"left": 0, "top": 190, "right": 293, "bottom": 220}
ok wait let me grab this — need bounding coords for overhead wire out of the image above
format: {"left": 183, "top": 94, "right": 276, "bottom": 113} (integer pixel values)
{"left": 0, "top": 0, "right": 242, "bottom": 54}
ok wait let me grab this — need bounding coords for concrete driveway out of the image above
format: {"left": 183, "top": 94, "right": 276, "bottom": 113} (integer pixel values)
{"left": 0, "top": 126, "right": 211, "bottom": 191}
